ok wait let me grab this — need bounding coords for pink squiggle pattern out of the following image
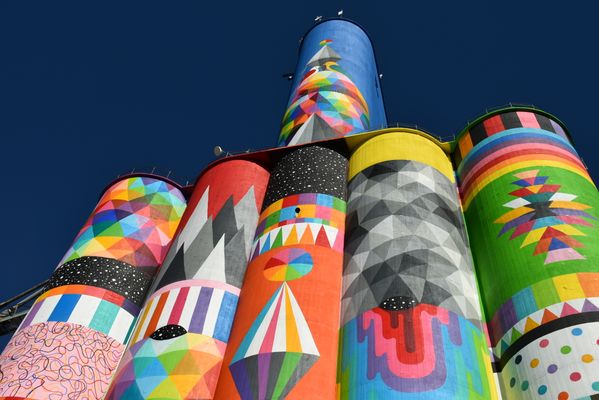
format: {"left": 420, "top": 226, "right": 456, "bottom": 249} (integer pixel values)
{"left": 0, "top": 321, "right": 124, "bottom": 400}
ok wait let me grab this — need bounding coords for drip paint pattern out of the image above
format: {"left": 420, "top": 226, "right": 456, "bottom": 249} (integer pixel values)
{"left": 496, "top": 170, "right": 596, "bottom": 264}
{"left": 339, "top": 304, "right": 495, "bottom": 399}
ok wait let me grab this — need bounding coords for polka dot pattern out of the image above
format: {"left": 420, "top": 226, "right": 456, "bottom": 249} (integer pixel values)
{"left": 501, "top": 321, "right": 599, "bottom": 399}
{"left": 49, "top": 256, "right": 151, "bottom": 306}
{"left": 262, "top": 146, "right": 347, "bottom": 209}
{"left": 150, "top": 324, "right": 187, "bottom": 340}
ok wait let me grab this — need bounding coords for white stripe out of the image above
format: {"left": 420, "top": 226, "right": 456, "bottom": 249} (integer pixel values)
{"left": 272, "top": 285, "right": 287, "bottom": 352}
{"left": 69, "top": 295, "right": 101, "bottom": 327}
{"left": 30, "top": 295, "right": 61, "bottom": 325}
{"left": 179, "top": 286, "right": 200, "bottom": 330}
{"left": 132, "top": 295, "right": 159, "bottom": 342}
{"left": 108, "top": 308, "right": 135, "bottom": 343}
{"left": 246, "top": 286, "right": 283, "bottom": 357}
{"left": 202, "top": 288, "right": 224, "bottom": 337}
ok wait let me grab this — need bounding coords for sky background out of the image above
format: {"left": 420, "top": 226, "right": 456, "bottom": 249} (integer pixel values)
{"left": 0, "top": 1, "right": 597, "bottom": 349}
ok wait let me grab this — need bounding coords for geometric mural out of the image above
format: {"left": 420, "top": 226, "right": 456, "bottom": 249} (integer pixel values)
{"left": 342, "top": 159, "right": 482, "bottom": 324}
{"left": 215, "top": 146, "right": 348, "bottom": 399}
{"left": 229, "top": 282, "right": 320, "bottom": 399}
{"left": 60, "top": 176, "right": 187, "bottom": 272}
{"left": 339, "top": 132, "right": 496, "bottom": 398}
{"left": 279, "top": 39, "right": 370, "bottom": 146}
{"left": 496, "top": 169, "right": 596, "bottom": 264}
{"left": 105, "top": 333, "right": 225, "bottom": 400}
{"left": 106, "top": 161, "right": 269, "bottom": 400}
{"left": 0, "top": 175, "right": 187, "bottom": 400}
{"left": 151, "top": 184, "right": 261, "bottom": 291}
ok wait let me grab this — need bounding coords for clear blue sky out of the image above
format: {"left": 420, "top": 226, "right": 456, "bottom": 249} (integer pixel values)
{"left": 0, "top": 1, "right": 597, "bottom": 349}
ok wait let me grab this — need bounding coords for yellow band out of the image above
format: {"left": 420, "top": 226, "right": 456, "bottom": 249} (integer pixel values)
{"left": 348, "top": 132, "right": 455, "bottom": 182}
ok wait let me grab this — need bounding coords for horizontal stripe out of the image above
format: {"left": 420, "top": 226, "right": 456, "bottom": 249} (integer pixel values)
{"left": 349, "top": 133, "right": 454, "bottom": 182}
{"left": 458, "top": 128, "right": 577, "bottom": 176}
{"left": 37, "top": 284, "right": 139, "bottom": 316}
{"left": 489, "top": 272, "right": 599, "bottom": 345}
{"left": 21, "top": 293, "right": 135, "bottom": 343}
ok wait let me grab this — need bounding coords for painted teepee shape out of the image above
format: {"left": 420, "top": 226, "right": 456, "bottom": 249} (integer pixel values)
{"left": 229, "top": 282, "right": 319, "bottom": 399}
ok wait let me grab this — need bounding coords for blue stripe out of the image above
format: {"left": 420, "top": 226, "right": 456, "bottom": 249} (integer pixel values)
{"left": 213, "top": 291, "right": 239, "bottom": 342}
{"left": 48, "top": 294, "right": 80, "bottom": 321}
{"left": 458, "top": 128, "right": 578, "bottom": 176}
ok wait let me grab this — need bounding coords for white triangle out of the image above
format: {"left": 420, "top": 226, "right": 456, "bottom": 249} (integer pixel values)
{"left": 192, "top": 235, "right": 226, "bottom": 282}
{"left": 323, "top": 225, "right": 339, "bottom": 247}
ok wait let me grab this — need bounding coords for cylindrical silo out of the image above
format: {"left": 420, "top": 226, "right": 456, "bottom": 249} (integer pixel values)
{"left": 105, "top": 160, "right": 270, "bottom": 399}
{"left": 278, "top": 19, "right": 386, "bottom": 147}
{"left": 455, "top": 107, "right": 599, "bottom": 399}
{"left": 214, "top": 146, "right": 348, "bottom": 399}
{"left": 338, "top": 132, "right": 497, "bottom": 399}
{"left": 0, "top": 175, "right": 186, "bottom": 400}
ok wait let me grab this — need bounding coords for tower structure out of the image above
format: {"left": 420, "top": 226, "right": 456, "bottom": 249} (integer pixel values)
{"left": 0, "top": 17, "right": 597, "bottom": 400}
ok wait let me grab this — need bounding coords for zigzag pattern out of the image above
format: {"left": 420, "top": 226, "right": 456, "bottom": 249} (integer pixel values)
{"left": 492, "top": 297, "right": 599, "bottom": 359}
{"left": 250, "top": 222, "right": 342, "bottom": 260}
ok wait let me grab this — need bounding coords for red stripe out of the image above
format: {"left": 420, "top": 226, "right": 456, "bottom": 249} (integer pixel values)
{"left": 483, "top": 115, "right": 505, "bottom": 135}
{"left": 461, "top": 148, "right": 585, "bottom": 194}
{"left": 168, "top": 286, "right": 190, "bottom": 325}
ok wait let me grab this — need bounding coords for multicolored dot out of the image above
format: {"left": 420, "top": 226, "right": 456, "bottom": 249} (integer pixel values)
{"left": 540, "top": 338, "right": 549, "bottom": 348}
{"left": 521, "top": 380, "right": 529, "bottom": 391}
{"left": 538, "top": 385, "right": 547, "bottom": 395}
{"left": 593, "top": 381, "right": 599, "bottom": 391}
{"left": 558, "top": 391, "right": 569, "bottom": 400}
{"left": 548, "top": 364, "right": 558, "bottom": 374}
{"left": 582, "top": 354, "right": 594, "bottom": 363}
{"left": 530, "top": 358, "right": 539, "bottom": 368}
{"left": 515, "top": 354, "right": 522, "bottom": 364}
{"left": 570, "top": 372, "right": 581, "bottom": 382}
{"left": 510, "top": 377, "right": 516, "bottom": 388}
{"left": 560, "top": 345, "right": 572, "bottom": 354}
{"left": 572, "top": 327, "right": 582, "bottom": 336}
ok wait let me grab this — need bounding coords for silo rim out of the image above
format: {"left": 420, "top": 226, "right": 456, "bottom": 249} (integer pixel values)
{"left": 454, "top": 105, "right": 573, "bottom": 148}
{"left": 100, "top": 172, "right": 184, "bottom": 199}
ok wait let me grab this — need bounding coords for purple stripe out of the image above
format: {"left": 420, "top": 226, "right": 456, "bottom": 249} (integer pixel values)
{"left": 189, "top": 286, "right": 213, "bottom": 333}
{"left": 20, "top": 301, "right": 43, "bottom": 329}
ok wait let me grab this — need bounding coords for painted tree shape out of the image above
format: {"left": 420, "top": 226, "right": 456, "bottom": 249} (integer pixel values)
{"left": 495, "top": 169, "right": 596, "bottom": 264}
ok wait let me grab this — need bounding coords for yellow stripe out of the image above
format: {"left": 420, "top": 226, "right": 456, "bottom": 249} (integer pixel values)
{"left": 553, "top": 274, "right": 585, "bottom": 301}
{"left": 463, "top": 160, "right": 594, "bottom": 209}
{"left": 349, "top": 133, "right": 454, "bottom": 182}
